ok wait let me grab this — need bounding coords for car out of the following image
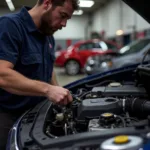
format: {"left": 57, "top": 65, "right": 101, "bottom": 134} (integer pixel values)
{"left": 55, "top": 39, "right": 120, "bottom": 75}
{"left": 7, "top": 0, "right": 150, "bottom": 150}
{"left": 85, "top": 38, "right": 150, "bottom": 75}
{"left": 6, "top": 61, "right": 150, "bottom": 150}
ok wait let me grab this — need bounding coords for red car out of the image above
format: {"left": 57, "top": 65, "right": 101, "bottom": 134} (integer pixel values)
{"left": 55, "top": 39, "right": 120, "bottom": 75}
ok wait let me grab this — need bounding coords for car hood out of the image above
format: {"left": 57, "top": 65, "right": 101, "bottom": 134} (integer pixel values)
{"left": 55, "top": 50, "right": 69, "bottom": 56}
{"left": 123, "top": 0, "right": 150, "bottom": 23}
{"left": 111, "top": 54, "right": 136, "bottom": 66}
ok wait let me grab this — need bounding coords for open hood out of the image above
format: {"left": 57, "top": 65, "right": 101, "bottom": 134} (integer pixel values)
{"left": 123, "top": 0, "right": 150, "bottom": 23}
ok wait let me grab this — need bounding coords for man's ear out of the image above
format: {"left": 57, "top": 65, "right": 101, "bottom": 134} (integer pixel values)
{"left": 43, "top": 0, "right": 52, "bottom": 10}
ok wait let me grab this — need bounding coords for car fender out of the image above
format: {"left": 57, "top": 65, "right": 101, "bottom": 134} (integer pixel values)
{"left": 121, "top": 63, "right": 136, "bottom": 68}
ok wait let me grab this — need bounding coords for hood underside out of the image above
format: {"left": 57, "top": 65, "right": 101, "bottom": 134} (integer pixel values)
{"left": 123, "top": 0, "right": 150, "bottom": 23}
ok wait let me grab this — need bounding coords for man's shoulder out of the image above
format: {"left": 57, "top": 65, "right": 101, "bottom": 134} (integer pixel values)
{"left": 0, "top": 13, "right": 23, "bottom": 40}
{"left": 0, "top": 12, "right": 21, "bottom": 27}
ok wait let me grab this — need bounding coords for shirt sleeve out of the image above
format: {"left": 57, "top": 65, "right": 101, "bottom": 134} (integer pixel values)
{"left": 0, "top": 17, "right": 22, "bottom": 65}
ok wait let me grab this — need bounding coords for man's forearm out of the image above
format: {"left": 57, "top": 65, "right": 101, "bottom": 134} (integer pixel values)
{"left": 50, "top": 71, "right": 59, "bottom": 86}
{"left": 0, "top": 68, "right": 50, "bottom": 97}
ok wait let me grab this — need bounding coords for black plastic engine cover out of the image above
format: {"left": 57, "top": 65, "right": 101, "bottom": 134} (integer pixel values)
{"left": 92, "top": 85, "right": 147, "bottom": 97}
{"left": 77, "top": 98, "right": 122, "bottom": 120}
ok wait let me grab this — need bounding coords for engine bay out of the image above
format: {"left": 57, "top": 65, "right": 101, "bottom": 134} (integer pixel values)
{"left": 18, "top": 64, "right": 150, "bottom": 150}
{"left": 44, "top": 82, "right": 149, "bottom": 138}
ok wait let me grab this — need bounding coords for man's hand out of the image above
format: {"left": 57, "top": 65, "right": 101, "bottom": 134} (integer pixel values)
{"left": 46, "top": 85, "right": 73, "bottom": 105}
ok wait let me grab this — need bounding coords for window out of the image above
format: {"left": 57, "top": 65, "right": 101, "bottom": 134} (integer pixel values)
{"left": 93, "top": 42, "right": 101, "bottom": 48}
{"left": 79, "top": 42, "right": 101, "bottom": 50}
{"left": 79, "top": 41, "right": 117, "bottom": 51}
{"left": 106, "top": 42, "right": 118, "bottom": 51}
{"left": 119, "top": 39, "right": 150, "bottom": 56}
{"left": 98, "top": 41, "right": 118, "bottom": 51}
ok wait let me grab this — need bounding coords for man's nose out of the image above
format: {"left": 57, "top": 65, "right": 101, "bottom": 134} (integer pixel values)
{"left": 61, "top": 20, "right": 67, "bottom": 27}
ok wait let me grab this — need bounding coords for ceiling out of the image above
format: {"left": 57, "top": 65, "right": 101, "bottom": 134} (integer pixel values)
{"left": 0, "top": 0, "right": 111, "bottom": 14}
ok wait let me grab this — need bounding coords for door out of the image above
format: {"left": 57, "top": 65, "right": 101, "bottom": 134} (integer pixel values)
{"left": 77, "top": 42, "right": 103, "bottom": 65}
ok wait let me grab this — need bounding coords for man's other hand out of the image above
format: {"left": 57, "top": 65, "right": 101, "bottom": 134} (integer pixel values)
{"left": 46, "top": 85, "right": 73, "bottom": 105}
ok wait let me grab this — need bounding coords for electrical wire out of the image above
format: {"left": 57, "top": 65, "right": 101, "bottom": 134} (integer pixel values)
{"left": 75, "top": 88, "right": 88, "bottom": 97}
{"left": 124, "top": 117, "right": 139, "bottom": 122}
{"left": 79, "top": 91, "right": 92, "bottom": 99}
{"left": 116, "top": 115, "right": 126, "bottom": 127}
{"left": 64, "top": 123, "right": 67, "bottom": 135}
{"left": 46, "top": 126, "right": 58, "bottom": 138}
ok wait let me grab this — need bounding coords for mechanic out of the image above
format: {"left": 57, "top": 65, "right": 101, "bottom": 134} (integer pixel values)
{"left": 0, "top": 0, "right": 79, "bottom": 149}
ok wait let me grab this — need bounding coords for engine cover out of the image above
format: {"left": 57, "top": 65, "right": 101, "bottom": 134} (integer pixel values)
{"left": 92, "top": 85, "right": 147, "bottom": 97}
{"left": 77, "top": 97, "right": 122, "bottom": 120}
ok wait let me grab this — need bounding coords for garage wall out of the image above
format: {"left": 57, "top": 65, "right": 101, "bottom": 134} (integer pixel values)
{"left": 92, "top": 0, "right": 120, "bottom": 37}
{"left": 92, "top": 0, "right": 150, "bottom": 38}
{"left": 54, "top": 15, "right": 89, "bottom": 40}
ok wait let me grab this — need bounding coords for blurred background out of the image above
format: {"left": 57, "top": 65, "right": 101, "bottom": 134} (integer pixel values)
{"left": 1, "top": 0, "right": 150, "bottom": 86}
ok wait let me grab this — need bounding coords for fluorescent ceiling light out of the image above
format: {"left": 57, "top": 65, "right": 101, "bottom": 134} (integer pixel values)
{"left": 73, "top": 10, "right": 83, "bottom": 15}
{"left": 79, "top": 0, "right": 94, "bottom": 8}
{"left": 5, "top": 0, "right": 15, "bottom": 11}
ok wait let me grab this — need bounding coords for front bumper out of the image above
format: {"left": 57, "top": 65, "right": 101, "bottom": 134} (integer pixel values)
{"left": 84, "top": 64, "right": 110, "bottom": 75}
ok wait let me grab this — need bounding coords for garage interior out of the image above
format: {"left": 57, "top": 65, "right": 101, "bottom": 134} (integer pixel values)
{"left": 1, "top": 1, "right": 150, "bottom": 149}
{"left": 0, "top": 0, "right": 150, "bottom": 86}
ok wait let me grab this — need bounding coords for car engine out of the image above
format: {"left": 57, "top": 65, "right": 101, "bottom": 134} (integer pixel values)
{"left": 18, "top": 64, "right": 150, "bottom": 150}
{"left": 44, "top": 82, "right": 149, "bottom": 138}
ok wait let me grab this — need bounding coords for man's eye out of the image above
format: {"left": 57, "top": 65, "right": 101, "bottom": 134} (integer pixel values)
{"left": 60, "top": 13, "right": 67, "bottom": 19}
{"left": 61, "top": 15, "right": 65, "bottom": 18}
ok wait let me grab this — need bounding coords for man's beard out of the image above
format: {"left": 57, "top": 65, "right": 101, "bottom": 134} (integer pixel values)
{"left": 39, "top": 11, "right": 56, "bottom": 36}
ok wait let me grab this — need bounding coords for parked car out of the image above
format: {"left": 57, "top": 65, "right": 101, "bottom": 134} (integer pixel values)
{"left": 55, "top": 39, "right": 120, "bottom": 75}
{"left": 85, "top": 38, "right": 150, "bottom": 75}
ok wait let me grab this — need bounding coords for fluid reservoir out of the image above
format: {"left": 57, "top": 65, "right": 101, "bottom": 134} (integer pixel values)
{"left": 100, "top": 135, "right": 143, "bottom": 150}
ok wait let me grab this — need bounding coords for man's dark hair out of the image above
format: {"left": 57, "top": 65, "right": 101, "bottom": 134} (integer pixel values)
{"left": 38, "top": 0, "right": 79, "bottom": 10}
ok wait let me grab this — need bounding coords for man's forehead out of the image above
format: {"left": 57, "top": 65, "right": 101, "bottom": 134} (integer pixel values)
{"left": 61, "top": 1, "right": 74, "bottom": 16}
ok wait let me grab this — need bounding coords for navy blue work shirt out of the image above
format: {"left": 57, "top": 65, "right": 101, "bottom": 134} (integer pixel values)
{"left": 0, "top": 7, "right": 55, "bottom": 112}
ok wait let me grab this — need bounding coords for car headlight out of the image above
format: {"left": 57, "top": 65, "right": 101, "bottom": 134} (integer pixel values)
{"left": 87, "top": 56, "right": 93, "bottom": 61}
{"left": 87, "top": 57, "right": 95, "bottom": 65}
{"left": 101, "top": 61, "right": 113, "bottom": 68}
{"left": 89, "top": 59, "right": 95, "bottom": 65}
{"left": 55, "top": 52, "right": 61, "bottom": 58}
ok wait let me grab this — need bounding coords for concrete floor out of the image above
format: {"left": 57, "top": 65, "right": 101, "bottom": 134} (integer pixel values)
{"left": 54, "top": 67, "right": 86, "bottom": 86}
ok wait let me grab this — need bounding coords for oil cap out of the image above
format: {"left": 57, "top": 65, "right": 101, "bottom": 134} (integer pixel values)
{"left": 99, "top": 113, "right": 115, "bottom": 125}
{"left": 114, "top": 135, "right": 129, "bottom": 144}
{"left": 101, "top": 113, "right": 114, "bottom": 118}
{"left": 100, "top": 135, "right": 143, "bottom": 150}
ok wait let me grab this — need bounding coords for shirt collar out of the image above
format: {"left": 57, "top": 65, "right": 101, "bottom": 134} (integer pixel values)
{"left": 20, "top": 6, "right": 38, "bottom": 32}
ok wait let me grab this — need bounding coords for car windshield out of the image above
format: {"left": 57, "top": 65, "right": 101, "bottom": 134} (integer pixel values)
{"left": 119, "top": 39, "right": 150, "bottom": 56}
{"left": 103, "top": 42, "right": 118, "bottom": 51}
{"left": 67, "top": 45, "right": 74, "bottom": 50}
